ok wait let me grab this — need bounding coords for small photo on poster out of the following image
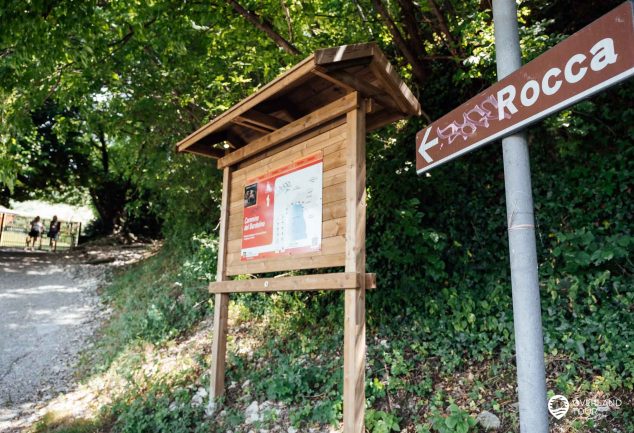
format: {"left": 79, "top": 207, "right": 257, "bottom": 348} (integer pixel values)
{"left": 244, "top": 183, "right": 258, "bottom": 208}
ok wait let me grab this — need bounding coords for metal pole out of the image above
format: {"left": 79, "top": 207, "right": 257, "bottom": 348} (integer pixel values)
{"left": 492, "top": 1, "right": 549, "bottom": 433}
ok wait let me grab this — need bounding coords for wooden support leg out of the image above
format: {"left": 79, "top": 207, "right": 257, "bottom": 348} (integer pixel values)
{"left": 344, "top": 95, "right": 367, "bottom": 433}
{"left": 210, "top": 293, "right": 229, "bottom": 400}
{"left": 344, "top": 286, "right": 366, "bottom": 433}
{"left": 210, "top": 166, "right": 232, "bottom": 406}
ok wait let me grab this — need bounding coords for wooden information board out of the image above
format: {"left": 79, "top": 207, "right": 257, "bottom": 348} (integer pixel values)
{"left": 177, "top": 43, "right": 420, "bottom": 433}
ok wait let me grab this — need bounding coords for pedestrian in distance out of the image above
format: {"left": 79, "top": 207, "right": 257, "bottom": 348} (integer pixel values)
{"left": 48, "top": 215, "right": 62, "bottom": 252}
{"left": 25, "top": 216, "right": 43, "bottom": 251}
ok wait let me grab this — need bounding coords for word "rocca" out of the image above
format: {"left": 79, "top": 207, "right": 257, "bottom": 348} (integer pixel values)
{"left": 497, "top": 38, "right": 618, "bottom": 120}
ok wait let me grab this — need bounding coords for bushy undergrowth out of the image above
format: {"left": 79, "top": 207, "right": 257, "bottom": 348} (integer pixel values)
{"left": 92, "top": 235, "right": 218, "bottom": 372}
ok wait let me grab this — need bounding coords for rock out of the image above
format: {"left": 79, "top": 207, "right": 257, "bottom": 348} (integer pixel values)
{"left": 245, "top": 400, "right": 260, "bottom": 424}
{"left": 169, "top": 401, "right": 183, "bottom": 412}
{"left": 476, "top": 411, "right": 501, "bottom": 430}
{"left": 288, "top": 428, "right": 297, "bottom": 433}
{"left": 204, "top": 401, "right": 217, "bottom": 417}
{"left": 260, "top": 400, "right": 280, "bottom": 416}
{"left": 191, "top": 387, "right": 208, "bottom": 407}
{"left": 242, "top": 380, "right": 251, "bottom": 389}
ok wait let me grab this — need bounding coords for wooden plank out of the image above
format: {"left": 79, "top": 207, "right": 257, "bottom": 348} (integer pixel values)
{"left": 209, "top": 166, "right": 232, "bottom": 401}
{"left": 209, "top": 272, "right": 377, "bottom": 293}
{"left": 176, "top": 55, "right": 316, "bottom": 153}
{"left": 312, "top": 67, "right": 356, "bottom": 92}
{"left": 323, "top": 165, "right": 346, "bottom": 188}
{"left": 236, "top": 117, "right": 346, "bottom": 169}
{"left": 323, "top": 182, "right": 346, "bottom": 204}
{"left": 328, "top": 70, "right": 402, "bottom": 114}
{"left": 314, "top": 43, "right": 375, "bottom": 66}
{"left": 216, "top": 167, "right": 232, "bottom": 279}
{"left": 240, "top": 109, "right": 288, "bottom": 130}
{"left": 369, "top": 52, "right": 421, "bottom": 115}
{"left": 232, "top": 117, "right": 273, "bottom": 134}
{"left": 343, "top": 97, "right": 366, "bottom": 433}
{"left": 183, "top": 143, "right": 226, "bottom": 159}
{"left": 217, "top": 92, "right": 358, "bottom": 169}
{"left": 226, "top": 253, "right": 345, "bottom": 276}
{"left": 323, "top": 216, "right": 346, "bottom": 238}
{"left": 210, "top": 293, "right": 229, "bottom": 400}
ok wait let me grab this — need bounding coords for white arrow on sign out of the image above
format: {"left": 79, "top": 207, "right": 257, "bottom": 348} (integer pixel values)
{"left": 418, "top": 127, "right": 438, "bottom": 163}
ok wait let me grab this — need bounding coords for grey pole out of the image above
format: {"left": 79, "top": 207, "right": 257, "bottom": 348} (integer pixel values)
{"left": 492, "top": 1, "right": 549, "bottom": 433}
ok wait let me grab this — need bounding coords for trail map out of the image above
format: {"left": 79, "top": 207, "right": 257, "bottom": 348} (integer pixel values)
{"left": 241, "top": 153, "right": 323, "bottom": 260}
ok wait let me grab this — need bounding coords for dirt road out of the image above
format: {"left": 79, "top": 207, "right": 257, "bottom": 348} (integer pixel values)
{"left": 0, "top": 244, "right": 151, "bottom": 432}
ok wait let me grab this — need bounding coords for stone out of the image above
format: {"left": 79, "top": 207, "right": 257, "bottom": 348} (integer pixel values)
{"left": 476, "top": 411, "right": 501, "bottom": 430}
{"left": 245, "top": 400, "right": 260, "bottom": 424}
{"left": 204, "top": 401, "right": 217, "bottom": 418}
{"left": 191, "top": 387, "right": 208, "bottom": 407}
{"left": 287, "top": 428, "right": 297, "bottom": 433}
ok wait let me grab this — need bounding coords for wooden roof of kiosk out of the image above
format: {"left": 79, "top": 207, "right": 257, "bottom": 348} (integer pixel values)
{"left": 176, "top": 42, "right": 421, "bottom": 166}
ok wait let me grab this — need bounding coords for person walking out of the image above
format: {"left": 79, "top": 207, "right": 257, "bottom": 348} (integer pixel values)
{"left": 48, "top": 215, "right": 62, "bottom": 252}
{"left": 25, "top": 216, "right": 43, "bottom": 251}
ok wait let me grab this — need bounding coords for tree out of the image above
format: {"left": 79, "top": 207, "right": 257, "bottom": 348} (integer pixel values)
{"left": 0, "top": 0, "right": 628, "bottom": 239}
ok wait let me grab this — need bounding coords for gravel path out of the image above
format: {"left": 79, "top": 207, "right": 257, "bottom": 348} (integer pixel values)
{"left": 0, "top": 250, "right": 108, "bottom": 432}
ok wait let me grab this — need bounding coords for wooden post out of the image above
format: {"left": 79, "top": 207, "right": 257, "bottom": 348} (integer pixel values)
{"left": 0, "top": 213, "right": 5, "bottom": 247}
{"left": 343, "top": 93, "right": 366, "bottom": 433}
{"left": 210, "top": 166, "right": 232, "bottom": 404}
{"left": 69, "top": 222, "right": 75, "bottom": 248}
{"left": 77, "top": 222, "right": 82, "bottom": 247}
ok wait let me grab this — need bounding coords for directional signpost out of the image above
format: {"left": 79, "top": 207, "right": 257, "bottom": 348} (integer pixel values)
{"left": 416, "top": 2, "right": 634, "bottom": 432}
{"left": 417, "top": 1, "right": 634, "bottom": 173}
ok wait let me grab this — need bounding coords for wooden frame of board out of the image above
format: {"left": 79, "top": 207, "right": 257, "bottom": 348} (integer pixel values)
{"left": 177, "top": 43, "right": 420, "bottom": 433}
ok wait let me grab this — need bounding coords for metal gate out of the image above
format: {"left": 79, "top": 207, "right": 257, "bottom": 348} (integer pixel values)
{"left": 0, "top": 213, "right": 81, "bottom": 251}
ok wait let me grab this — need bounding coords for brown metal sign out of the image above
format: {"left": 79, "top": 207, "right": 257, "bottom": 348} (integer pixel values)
{"left": 416, "top": 1, "right": 634, "bottom": 174}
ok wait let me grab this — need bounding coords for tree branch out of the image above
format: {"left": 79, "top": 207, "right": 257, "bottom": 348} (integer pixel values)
{"left": 227, "top": 0, "right": 301, "bottom": 56}
{"left": 427, "top": 0, "right": 461, "bottom": 58}
{"left": 280, "top": 0, "right": 293, "bottom": 42}
{"left": 396, "top": 0, "right": 428, "bottom": 61}
{"left": 352, "top": 0, "right": 375, "bottom": 37}
{"left": 97, "top": 129, "right": 109, "bottom": 175}
{"left": 371, "top": 0, "right": 428, "bottom": 84}
{"left": 0, "top": 47, "right": 15, "bottom": 59}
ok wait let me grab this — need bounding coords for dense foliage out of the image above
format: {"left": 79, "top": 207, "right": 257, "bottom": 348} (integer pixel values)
{"left": 3, "top": 0, "right": 632, "bottom": 432}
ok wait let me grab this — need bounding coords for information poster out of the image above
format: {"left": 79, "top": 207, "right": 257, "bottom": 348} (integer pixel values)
{"left": 241, "top": 152, "right": 323, "bottom": 261}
